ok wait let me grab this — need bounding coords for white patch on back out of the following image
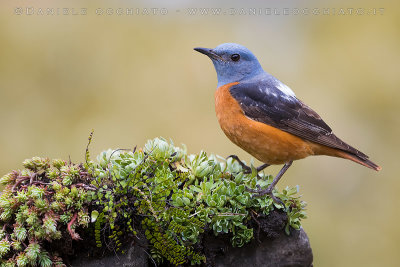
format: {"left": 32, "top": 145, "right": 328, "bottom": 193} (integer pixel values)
{"left": 276, "top": 82, "right": 296, "bottom": 97}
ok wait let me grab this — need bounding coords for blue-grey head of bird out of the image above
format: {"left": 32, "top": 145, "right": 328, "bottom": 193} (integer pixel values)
{"left": 194, "top": 43, "right": 265, "bottom": 88}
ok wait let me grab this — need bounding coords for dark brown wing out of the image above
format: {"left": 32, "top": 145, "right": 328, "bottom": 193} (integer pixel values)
{"left": 229, "top": 79, "right": 369, "bottom": 160}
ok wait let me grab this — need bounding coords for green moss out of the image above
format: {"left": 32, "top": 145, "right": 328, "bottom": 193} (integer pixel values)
{"left": 0, "top": 137, "right": 306, "bottom": 266}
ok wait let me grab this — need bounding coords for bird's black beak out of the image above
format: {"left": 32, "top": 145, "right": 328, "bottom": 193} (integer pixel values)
{"left": 194, "top": 47, "right": 224, "bottom": 61}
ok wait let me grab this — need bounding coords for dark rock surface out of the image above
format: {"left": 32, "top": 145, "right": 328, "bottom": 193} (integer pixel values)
{"left": 69, "top": 227, "right": 312, "bottom": 267}
{"left": 70, "top": 244, "right": 148, "bottom": 267}
{"left": 69, "top": 231, "right": 149, "bottom": 267}
{"left": 214, "top": 227, "right": 313, "bottom": 267}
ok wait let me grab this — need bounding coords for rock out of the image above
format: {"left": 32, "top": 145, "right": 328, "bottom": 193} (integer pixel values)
{"left": 69, "top": 232, "right": 149, "bottom": 267}
{"left": 69, "top": 210, "right": 312, "bottom": 267}
{"left": 70, "top": 244, "right": 148, "bottom": 267}
{"left": 214, "top": 227, "right": 313, "bottom": 267}
{"left": 69, "top": 227, "right": 312, "bottom": 267}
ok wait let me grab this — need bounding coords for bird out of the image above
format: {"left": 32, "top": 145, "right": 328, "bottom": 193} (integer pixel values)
{"left": 194, "top": 43, "right": 381, "bottom": 199}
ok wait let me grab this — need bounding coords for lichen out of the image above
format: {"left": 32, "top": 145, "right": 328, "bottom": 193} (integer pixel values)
{"left": 0, "top": 137, "right": 306, "bottom": 266}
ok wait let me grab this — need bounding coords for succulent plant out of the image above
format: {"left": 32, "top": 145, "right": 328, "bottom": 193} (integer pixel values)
{"left": 0, "top": 137, "right": 306, "bottom": 266}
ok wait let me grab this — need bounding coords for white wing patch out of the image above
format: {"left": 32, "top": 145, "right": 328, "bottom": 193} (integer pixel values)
{"left": 276, "top": 82, "right": 296, "bottom": 97}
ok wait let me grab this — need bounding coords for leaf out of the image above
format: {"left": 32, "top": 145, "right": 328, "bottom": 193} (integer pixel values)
{"left": 175, "top": 197, "right": 184, "bottom": 207}
{"left": 91, "top": 210, "right": 99, "bottom": 223}
{"left": 182, "top": 197, "right": 190, "bottom": 206}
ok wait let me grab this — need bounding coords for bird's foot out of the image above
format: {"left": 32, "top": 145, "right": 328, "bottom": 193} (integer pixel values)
{"left": 227, "top": 155, "right": 269, "bottom": 174}
{"left": 246, "top": 161, "right": 293, "bottom": 206}
{"left": 227, "top": 155, "right": 251, "bottom": 173}
{"left": 246, "top": 185, "right": 285, "bottom": 206}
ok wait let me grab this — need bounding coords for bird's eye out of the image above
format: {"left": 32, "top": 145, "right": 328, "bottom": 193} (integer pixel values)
{"left": 230, "top": 54, "right": 240, "bottom": 62}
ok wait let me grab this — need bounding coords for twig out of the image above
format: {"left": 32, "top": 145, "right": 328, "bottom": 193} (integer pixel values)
{"left": 189, "top": 210, "right": 201, "bottom": 218}
{"left": 67, "top": 213, "right": 82, "bottom": 240}
{"left": 12, "top": 177, "right": 30, "bottom": 191}
{"left": 216, "top": 212, "right": 247, "bottom": 217}
{"left": 29, "top": 173, "right": 37, "bottom": 184}
{"left": 250, "top": 210, "right": 261, "bottom": 243}
{"left": 32, "top": 181, "right": 52, "bottom": 186}
{"left": 75, "top": 183, "right": 98, "bottom": 191}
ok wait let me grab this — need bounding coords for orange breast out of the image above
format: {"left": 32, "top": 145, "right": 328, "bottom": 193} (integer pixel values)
{"left": 215, "top": 82, "right": 315, "bottom": 165}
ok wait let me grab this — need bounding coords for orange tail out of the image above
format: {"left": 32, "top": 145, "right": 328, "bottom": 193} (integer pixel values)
{"left": 337, "top": 151, "right": 381, "bottom": 171}
{"left": 310, "top": 142, "right": 382, "bottom": 171}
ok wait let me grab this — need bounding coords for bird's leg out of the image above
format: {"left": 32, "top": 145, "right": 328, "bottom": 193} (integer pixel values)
{"left": 227, "top": 155, "right": 270, "bottom": 174}
{"left": 227, "top": 155, "right": 251, "bottom": 173}
{"left": 255, "top": 163, "right": 270, "bottom": 173}
{"left": 249, "top": 161, "right": 293, "bottom": 204}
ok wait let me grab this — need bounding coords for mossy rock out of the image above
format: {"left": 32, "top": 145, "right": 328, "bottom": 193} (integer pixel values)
{"left": 0, "top": 137, "right": 307, "bottom": 266}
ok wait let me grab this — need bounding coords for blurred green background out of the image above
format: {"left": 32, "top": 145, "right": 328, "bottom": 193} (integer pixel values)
{"left": 1, "top": 0, "right": 399, "bottom": 266}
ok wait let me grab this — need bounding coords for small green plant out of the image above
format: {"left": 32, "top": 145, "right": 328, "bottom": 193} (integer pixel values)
{"left": 0, "top": 137, "right": 306, "bottom": 266}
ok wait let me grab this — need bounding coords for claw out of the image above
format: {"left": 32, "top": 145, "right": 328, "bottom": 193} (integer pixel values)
{"left": 227, "top": 155, "right": 252, "bottom": 173}
{"left": 227, "top": 155, "right": 270, "bottom": 174}
{"left": 246, "top": 161, "right": 294, "bottom": 206}
{"left": 248, "top": 187, "right": 285, "bottom": 206}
